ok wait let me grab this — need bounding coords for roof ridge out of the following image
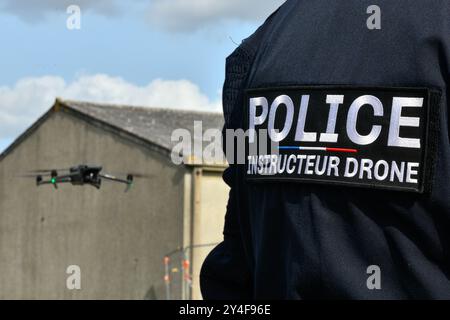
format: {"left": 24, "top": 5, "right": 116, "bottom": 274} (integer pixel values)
{"left": 1, "top": 99, "right": 224, "bottom": 163}
{"left": 58, "top": 98, "right": 222, "bottom": 116}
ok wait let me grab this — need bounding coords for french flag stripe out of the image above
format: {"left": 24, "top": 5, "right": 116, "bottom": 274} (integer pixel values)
{"left": 278, "top": 146, "right": 358, "bottom": 153}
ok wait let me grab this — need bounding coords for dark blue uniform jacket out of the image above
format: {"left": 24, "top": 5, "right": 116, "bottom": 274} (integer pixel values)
{"left": 200, "top": 0, "right": 450, "bottom": 299}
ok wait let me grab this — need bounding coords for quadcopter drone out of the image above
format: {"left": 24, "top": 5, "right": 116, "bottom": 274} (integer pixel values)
{"left": 22, "top": 165, "right": 148, "bottom": 191}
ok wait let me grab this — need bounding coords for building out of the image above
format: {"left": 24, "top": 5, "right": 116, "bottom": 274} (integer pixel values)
{"left": 0, "top": 99, "right": 229, "bottom": 300}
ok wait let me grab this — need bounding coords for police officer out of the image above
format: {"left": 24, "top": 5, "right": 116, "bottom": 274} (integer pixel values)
{"left": 200, "top": 0, "right": 450, "bottom": 299}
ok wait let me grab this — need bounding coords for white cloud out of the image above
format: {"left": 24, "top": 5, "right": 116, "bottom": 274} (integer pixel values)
{"left": 0, "top": 74, "right": 221, "bottom": 139}
{"left": 147, "top": 0, "right": 286, "bottom": 32}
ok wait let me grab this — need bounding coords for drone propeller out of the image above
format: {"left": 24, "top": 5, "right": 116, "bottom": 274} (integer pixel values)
{"left": 129, "top": 173, "right": 153, "bottom": 179}
{"left": 106, "top": 171, "right": 154, "bottom": 179}
{"left": 16, "top": 173, "right": 43, "bottom": 178}
{"left": 16, "top": 170, "right": 57, "bottom": 178}
{"left": 27, "top": 168, "right": 70, "bottom": 173}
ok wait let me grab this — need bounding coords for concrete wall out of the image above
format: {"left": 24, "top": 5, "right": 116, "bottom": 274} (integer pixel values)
{"left": 0, "top": 110, "right": 186, "bottom": 299}
{"left": 190, "top": 168, "right": 229, "bottom": 300}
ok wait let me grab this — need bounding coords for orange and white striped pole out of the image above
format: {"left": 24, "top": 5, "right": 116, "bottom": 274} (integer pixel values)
{"left": 164, "top": 256, "right": 171, "bottom": 300}
{"left": 182, "top": 258, "right": 191, "bottom": 293}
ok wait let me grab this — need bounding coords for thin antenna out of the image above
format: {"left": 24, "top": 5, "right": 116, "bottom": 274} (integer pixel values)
{"left": 228, "top": 36, "right": 239, "bottom": 46}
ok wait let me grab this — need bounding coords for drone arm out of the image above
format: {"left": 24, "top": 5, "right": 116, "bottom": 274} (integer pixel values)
{"left": 54, "top": 174, "right": 74, "bottom": 182}
{"left": 99, "top": 173, "right": 133, "bottom": 192}
{"left": 37, "top": 175, "right": 72, "bottom": 188}
{"left": 99, "top": 173, "right": 130, "bottom": 185}
{"left": 37, "top": 180, "right": 53, "bottom": 186}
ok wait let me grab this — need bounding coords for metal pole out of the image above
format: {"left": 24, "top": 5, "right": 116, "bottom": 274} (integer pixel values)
{"left": 164, "top": 243, "right": 218, "bottom": 300}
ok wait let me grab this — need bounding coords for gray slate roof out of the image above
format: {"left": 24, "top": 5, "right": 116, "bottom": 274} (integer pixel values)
{"left": 60, "top": 99, "right": 224, "bottom": 153}
{"left": 0, "top": 99, "right": 225, "bottom": 163}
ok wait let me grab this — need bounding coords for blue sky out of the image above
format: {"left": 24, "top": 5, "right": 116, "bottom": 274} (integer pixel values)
{"left": 0, "top": 0, "right": 285, "bottom": 152}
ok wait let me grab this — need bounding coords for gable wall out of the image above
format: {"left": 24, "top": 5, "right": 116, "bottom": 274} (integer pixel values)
{"left": 0, "top": 110, "right": 186, "bottom": 299}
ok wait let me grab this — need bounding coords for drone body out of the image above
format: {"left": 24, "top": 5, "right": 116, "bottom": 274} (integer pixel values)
{"left": 31, "top": 165, "right": 134, "bottom": 191}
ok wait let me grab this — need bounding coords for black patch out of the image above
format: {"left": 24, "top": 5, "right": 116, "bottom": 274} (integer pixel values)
{"left": 244, "top": 86, "right": 441, "bottom": 193}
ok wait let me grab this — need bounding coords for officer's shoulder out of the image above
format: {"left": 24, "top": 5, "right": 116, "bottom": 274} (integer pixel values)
{"left": 230, "top": 3, "right": 284, "bottom": 60}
